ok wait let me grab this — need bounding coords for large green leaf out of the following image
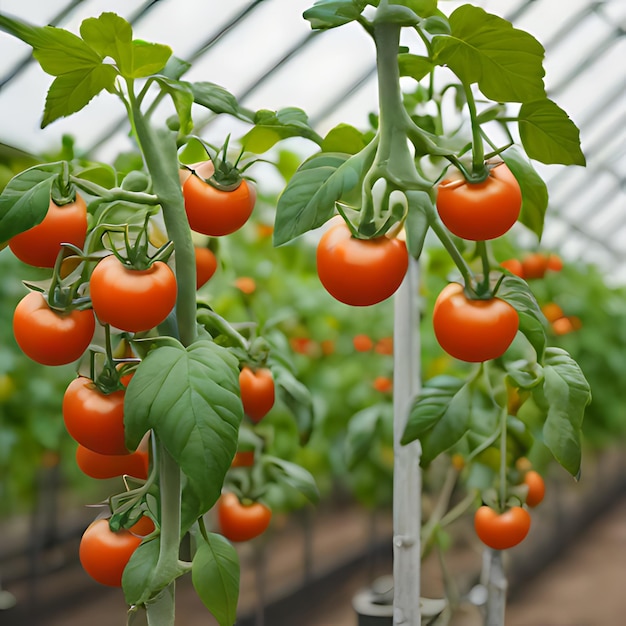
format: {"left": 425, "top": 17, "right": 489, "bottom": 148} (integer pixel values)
{"left": 42, "top": 65, "right": 118, "bottom": 127}
{"left": 263, "top": 456, "right": 320, "bottom": 504}
{"left": 345, "top": 404, "right": 391, "bottom": 469}
{"left": 192, "top": 533, "right": 240, "bottom": 626}
{"left": 542, "top": 348, "right": 591, "bottom": 478}
{"left": 502, "top": 146, "right": 548, "bottom": 239}
{"left": 518, "top": 98, "right": 586, "bottom": 166}
{"left": 432, "top": 5, "right": 546, "bottom": 103}
{"left": 398, "top": 54, "right": 434, "bottom": 82}
{"left": 189, "top": 81, "right": 254, "bottom": 122}
{"left": 0, "top": 13, "right": 102, "bottom": 76}
{"left": 272, "top": 363, "right": 315, "bottom": 443}
{"left": 125, "top": 340, "right": 243, "bottom": 515}
{"left": 156, "top": 78, "right": 194, "bottom": 135}
{"left": 0, "top": 162, "right": 64, "bottom": 242}
{"left": 402, "top": 375, "right": 472, "bottom": 465}
{"left": 273, "top": 146, "right": 375, "bottom": 245}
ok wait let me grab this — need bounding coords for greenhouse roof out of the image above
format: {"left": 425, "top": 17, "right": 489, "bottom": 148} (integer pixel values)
{"left": 0, "top": 0, "right": 624, "bottom": 281}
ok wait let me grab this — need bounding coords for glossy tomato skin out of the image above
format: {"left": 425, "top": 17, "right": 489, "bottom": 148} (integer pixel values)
{"left": 436, "top": 164, "right": 522, "bottom": 241}
{"left": 239, "top": 366, "right": 275, "bottom": 423}
{"left": 217, "top": 492, "right": 272, "bottom": 542}
{"left": 90, "top": 255, "right": 177, "bottom": 333}
{"left": 63, "top": 377, "right": 129, "bottom": 455}
{"left": 524, "top": 470, "right": 546, "bottom": 507}
{"left": 474, "top": 505, "right": 531, "bottom": 550}
{"left": 195, "top": 246, "right": 218, "bottom": 289}
{"left": 9, "top": 195, "right": 88, "bottom": 268}
{"left": 183, "top": 173, "right": 255, "bottom": 237}
{"left": 13, "top": 292, "right": 95, "bottom": 366}
{"left": 433, "top": 283, "right": 518, "bottom": 362}
{"left": 76, "top": 445, "right": 149, "bottom": 480}
{"left": 316, "top": 222, "right": 408, "bottom": 306}
{"left": 79, "top": 519, "right": 142, "bottom": 587}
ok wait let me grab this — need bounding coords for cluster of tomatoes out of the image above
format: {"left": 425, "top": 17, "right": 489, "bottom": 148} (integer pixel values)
{"left": 5, "top": 157, "right": 279, "bottom": 584}
{"left": 474, "top": 465, "right": 545, "bottom": 551}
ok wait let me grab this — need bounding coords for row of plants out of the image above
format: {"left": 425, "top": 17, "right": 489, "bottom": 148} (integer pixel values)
{"left": 0, "top": 1, "right": 622, "bottom": 624}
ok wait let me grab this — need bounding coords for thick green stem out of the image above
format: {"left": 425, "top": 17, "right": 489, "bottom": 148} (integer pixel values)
{"left": 476, "top": 240, "right": 492, "bottom": 296}
{"left": 499, "top": 407, "right": 507, "bottom": 510}
{"left": 129, "top": 97, "right": 197, "bottom": 347}
{"left": 70, "top": 177, "right": 159, "bottom": 206}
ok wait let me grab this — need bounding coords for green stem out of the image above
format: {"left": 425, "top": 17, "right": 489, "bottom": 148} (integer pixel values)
{"left": 70, "top": 177, "right": 159, "bottom": 205}
{"left": 462, "top": 82, "right": 487, "bottom": 178}
{"left": 499, "top": 406, "right": 507, "bottom": 510}
{"left": 476, "top": 240, "right": 492, "bottom": 296}
{"left": 129, "top": 95, "right": 197, "bottom": 348}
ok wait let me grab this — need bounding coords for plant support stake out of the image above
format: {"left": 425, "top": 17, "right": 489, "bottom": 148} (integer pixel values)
{"left": 393, "top": 258, "right": 422, "bottom": 625}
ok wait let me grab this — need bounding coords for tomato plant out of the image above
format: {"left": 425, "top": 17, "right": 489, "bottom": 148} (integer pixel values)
{"left": 316, "top": 221, "right": 408, "bottom": 307}
{"left": 239, "top": 366, "right": 275, "bottom": 423}
{"left": 79, "top": 519, "right": 143, "bottom": 587}
{"left": 63, "top": 377, "right": 128, "bottom": 455}
{"left": 183, "top": 171, "right": 255, "bottom": 237}
{"left": 8, "top": 194, "right": 88, "bottom": 268}
{"left": 523, "top": 470, "right": 546, "bottom": 507}
{"left": 12, "top": 291, "right": 95, "bottom": 366}
{"left": 436, "top": 163, "right": 522, "bottom": 241}
{"left": 217, "top": 492, "right": 272, "bottom": 543}
{"left": 432, "top": 283, "right": 519, "bottom": 362}
{"left": 90, "top": 255, "right": 177, "bottom": 333}
{"left": 474, "top": 505, "right": 531, "bottom": 550}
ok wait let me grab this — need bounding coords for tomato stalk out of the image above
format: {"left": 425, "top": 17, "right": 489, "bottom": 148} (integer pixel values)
{"left": 70, "top": 176, "right": 159, "bottom": 207}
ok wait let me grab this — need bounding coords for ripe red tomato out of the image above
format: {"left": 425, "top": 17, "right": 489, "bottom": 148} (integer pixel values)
{"left": 500, "top": 258, "right": 524, "bottom": 278}
{"left": 546, "top": 253, "right": 563, "bottom": 272}
{"left": 183, "top": 169, "right": 256, "bottom": 236}
{"left": 372, "top": 376, "right": 393, "bottom": 393}
{"left": 353, "top": 334, "right": 373, "bottom": 352}
{"left": 76, "top": 444, "right": 149, "bottom": 480}
{"left": 63, "top": 377, "right": 129, "bottom": 455}
{"left": 316, "top": 221, "right": 408, "bottom": 306}
{"left": 541, "top": 302, "right": 564, "bottom": 323}
{"left": 9, "top": 195, "right": 88, "bottom": 268}
{"left": 436, "top": 163, "right": 521, "bottom": 241}
{"left": 433, "top": 283, "right": 519, "bottom": 362}
{"left": 195, "top": 246, "right": 217, "bottom": 289}
{"left": 90, "top": 255, "right": 177, "bottom": 333}
{"left": 239, "top": 366, "right": 275, "bottom": 423}
{"left": 217, "top": 492, "right": 272, "bottom": 542}
{"left": 79, "top": 519, "right": 142, "bottom": 587}
{"left": 474, "top": 505, "right": 531, "bottom": 550}
{"left": 231, "top": 450, "right": 255, "bottom": 468}
{"left": 13, "top": 292, "right": 95, "bottom": 366}
{"left": 521, "top": 252, "right": 549, "bottom": 279}
{"left": 524, "top": 470, "right": 546, "bottom": 507}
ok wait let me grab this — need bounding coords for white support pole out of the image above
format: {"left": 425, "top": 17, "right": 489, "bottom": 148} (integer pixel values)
{"left": 393, "top": 257, "right": 422, "bottom": 625}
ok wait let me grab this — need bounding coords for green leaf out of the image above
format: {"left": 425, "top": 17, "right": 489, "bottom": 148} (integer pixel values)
{"left": 192, "top": 533, "right": 240, "bottom": 626}
{"left": 263, "top": 456, "right": 320, "bottom": 504}
{"left": 0, "top": 13, "right": 103, "bottom": 76}
{"left": 501, "top": 147, "right": 548, "bottom": 239}
{"left": 272, "top": 364, "right": 315, "bottom": 443}
{"left": 396, "top": 0, "right": 438, "bottom": 18}
{"left": 125, "top": 340, "right": 243, "bottom": 515}
{"left": 401, "top": 375, "right": 465, "bottom": 444}
{"left": 79, "top": 12, "right": 133, "bottom": 71}
{"left": 273, "top": 146, "right": 375, "bottom": 245}
{"left": 321, "top": 124, "right": 367, "bottom": 155}
{"left": 0, "top": 162, "right": 64, "bottom": 242}
{"left": 160, "top": 56, "right": 192, "bottom": 80}
{"left": 156, "top": 78, "right": 194, "bottom": 135}
{"left": 345, "top": 404, "right": 391, "bottom": 469}
{"left": 432, "top": 5, "right": 546, "bottom": 103}
{"left": 74, "top": 163, "right": 118, "bottom": 189}
{"left": 303, "top": 0, "right": 367, "bottom": 29}
{"left": 189, "top": 81, "right": 253, "bottom": 121}
{"left": 122, "top": 538, "right": 161, "bottom": 605}
{"left": 242, "top": 108, "right": 322, "bottom": 153}
{"left": 518, "top": 98, "right": 586, "bottom": 166}
{"left": 398, "top": 53, "right": 434, "bottom": 82}
{"left": 497, "top": 275, "right": 546, "bottom": 361}
{"left": 42, "top": 65, "right": 118, "bottom": 127}
{"left": 128, "top": 40, "right": 172, "bottom": 78}
{"left": 542, "top": 348, "right": 591, "bottom": 478}
{"left": 408, "top": 378, "right": 473, "bottom": 466}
